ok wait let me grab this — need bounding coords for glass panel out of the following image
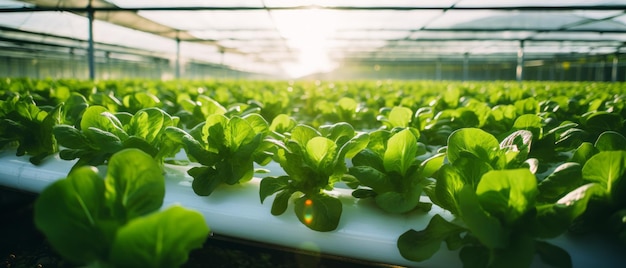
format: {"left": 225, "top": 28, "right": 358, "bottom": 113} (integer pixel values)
{"left": 138, "top": 10, "right": 275, "bottom": 30}
{"left": 429, "top": 11, "right": 584, "bottom": 30}
{"left": 264, "top": 0, "right": 457, "bottom": 8}
{"left": 106, "top": 0, "right": 264, "bottom": 8}
{"left": 456, "top": 0, "right": 624, "bottom": 7}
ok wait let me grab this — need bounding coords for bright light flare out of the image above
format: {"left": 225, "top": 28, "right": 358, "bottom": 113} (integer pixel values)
{"left": 304, "top": 199, "right": 314, "bottom": 224}
{"left": 274, "top": 9, "right": 339, "bottom": 78}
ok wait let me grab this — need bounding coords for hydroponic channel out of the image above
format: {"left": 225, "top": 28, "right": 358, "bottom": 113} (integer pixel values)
{"left": 1, "top": 150, "right": 624, "bottom": 267}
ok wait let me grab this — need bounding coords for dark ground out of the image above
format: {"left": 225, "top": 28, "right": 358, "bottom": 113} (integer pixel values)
{"left": 0, "top": 186, "right": 394, "bottom": 268}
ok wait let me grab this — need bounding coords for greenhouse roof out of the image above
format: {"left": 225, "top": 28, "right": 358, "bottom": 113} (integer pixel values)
{"left": 0, "top": 0, "right": 625, "bottom": 77}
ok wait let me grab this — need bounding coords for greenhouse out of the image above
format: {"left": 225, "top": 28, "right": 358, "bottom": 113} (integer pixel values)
{"left": 1, "top": 1, "right": 626, "bottom": 268}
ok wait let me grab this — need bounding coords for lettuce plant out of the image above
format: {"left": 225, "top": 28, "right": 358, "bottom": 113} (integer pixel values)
{"left": 0, "top": 93, "right": 61, "bottom": 164}
{"left": 34, "top": 149, "right": 209, "bottom": 267}
{"left": 398, "top": 128, "right": 602, "bottom": 267}
{"left": 54, "top": 106, "right": 180, "bottom": 170}
{"left": 348, "top": 128, "right": 434, "bottom": 213}
{"left": 259, "top": 123, "right": 369, "bottom": 231}
{"left": 165, "top": 113, "right": 271, "bottom": 196}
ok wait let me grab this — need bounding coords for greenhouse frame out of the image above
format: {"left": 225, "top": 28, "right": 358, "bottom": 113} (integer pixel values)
{"left": 0, "top": 0, "right": 625, "bottom": 80}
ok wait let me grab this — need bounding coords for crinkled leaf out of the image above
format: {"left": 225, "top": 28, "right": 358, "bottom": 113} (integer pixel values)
{"left": 54, "top": 124, "right": 91, "bottom": 149}
{"left": 291, "top": 124, "right": 320, "bottom": 147}
{"left": 305, "top": 137, "right": 337, "bottom": 171}
{"left": 127, "top": 108, "right": 167, "bottom": 145}
{"left": 202, "top": 114, "right": 228, "bottom": 151}
{"left": 228, "top": 117, "right": 256, "bottom": 152}
{"left": 84, "top": 127, "right": 123, "bottom": 153}
{"left": 397, "top": 214, "right": 466, "bottom": 262}
{"left": 337, "top": 132, "right": 369, "bottom": 159}
{"left": 433, "top": 164, "right": 464, "bottom": 214}
{"left": 366, "top": 129, "right": 391, "bottom": 157}
{"left": 105, "top": 149, "right": 165, "bottom": 222}
{"left": 80, "top": 106, "right": 127, "bottom": 139}
{"left": 447, "top": 128, "right": 499, "bottom": 165}
{"left": 164, "top": 127, "right": 218, "bottom": 166}
{"left": 513, "top": 114, "right": 543, "bottom": 139}
{"left": 269, "top": 114, "right": 296, "bottom": 134}
{"left": 383, "top": 128, "right": 418, "bottom": 176}
{"left": 244, "top": 113, "right": 269, "bottom": 135}
{"left": 500, "top": 130, "right": 532, "bottom": 166}
{"left": 387, "top": 106, "right": 413, "bottom": 128}
{"left": 196, "top": 95, "right": 226, "bottom": 118}
{"left": 476, "top": 169, "right": 538, "bottom": 225}
{"left": 453, "top": 152, "right": 493, "bottom": 189}
{"left": 320, "top": 122, "right": 355, "bottom": 146}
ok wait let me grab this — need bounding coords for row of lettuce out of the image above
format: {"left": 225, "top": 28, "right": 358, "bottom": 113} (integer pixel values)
{"left": 1, "top": 78, "right": 625, "bottom": 268}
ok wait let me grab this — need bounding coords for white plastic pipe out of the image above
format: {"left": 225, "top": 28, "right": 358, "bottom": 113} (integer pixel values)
{"left": 0, "top": 150, "right": 624, "bottom": 267}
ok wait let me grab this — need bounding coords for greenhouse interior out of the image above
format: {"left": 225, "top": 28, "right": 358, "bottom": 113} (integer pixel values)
{"left": 1, "top": 1, "right": 626, "bottom": 268}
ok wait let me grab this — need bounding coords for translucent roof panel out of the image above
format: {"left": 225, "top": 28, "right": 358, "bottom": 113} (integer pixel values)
{"left": 1, "top": 0, "right": 625, "bottom": 78}
{"left": 429, "top": 11, "right": 585, "bottom": 30}
{"left": 138, "top": 10, "right": 276, "bottom": 30}
{"left": 106, "top": 0, "right": 264, "bottom": 8}
{"left": 456, "top": 0, "right": 625, "bottom": 7}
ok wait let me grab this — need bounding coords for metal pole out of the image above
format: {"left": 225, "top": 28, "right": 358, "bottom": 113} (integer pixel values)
{"left": 87, "top": 2, "right": 95, "bottom": 80}
{"left": 436, "top": 59, "right": 442, "bottom": 80}
{"left": 611, "top": 53, "right": 618, "bottom": 82}
{"left": 175, "top": 37, "right": 181, "bottom": 79}
{"left": 516, "top": 40, "right": 525, "bottom": 82}
{"left": 463, "top": 52, "right": 469, "bottom": 81}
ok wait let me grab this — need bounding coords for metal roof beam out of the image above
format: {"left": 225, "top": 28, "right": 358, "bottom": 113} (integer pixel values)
{"left": 2, "top": 5, "right": 626, "bottom": 13}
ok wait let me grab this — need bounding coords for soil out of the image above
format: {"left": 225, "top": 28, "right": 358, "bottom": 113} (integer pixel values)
{"left": 0, "top": 186, "right": 393, "bottom": 268}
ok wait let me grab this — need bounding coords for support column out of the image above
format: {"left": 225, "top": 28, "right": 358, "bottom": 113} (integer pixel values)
{"left": 463, "top": 52, "right": 469, "bottom": 81}
{"left": 516, "top": 40, "right": 525, "bottom": 82}
{"left": 435, "top": 59, "right": 442, "bottom": 80}
{"left": 612, "top": 53, "right": 619, "bottom": 82}
{"left": 175, "top": 37, "right": 181, "bottom": 79}
{"left": 87, "top": 3, "right": 95, "bottom": 80}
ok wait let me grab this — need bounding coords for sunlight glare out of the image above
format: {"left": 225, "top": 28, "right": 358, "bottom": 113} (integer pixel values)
{"left": 275, "top": 9, "right": 338, "bottom": 78}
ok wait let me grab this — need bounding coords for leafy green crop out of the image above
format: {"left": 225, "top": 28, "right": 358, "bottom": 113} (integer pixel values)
{"left": 260, "top": 123, "right": 369, "bottom": 231}
{"left": 0, "top": 94, "right": 61, "bottom": 164}
{"left": 399, "top": 128, "right": 604, "bottom": 267}
{"left": 54, "top": 105, "right": 180, "bottom": 170}
{"left": 165, "top": 113, "right": 271, "bottom": 196}
{"left": 348, "top": 128, "right": 434, "bottom": 213}
{"left": 34, "top": 149, "right": 209, "bottom": 267}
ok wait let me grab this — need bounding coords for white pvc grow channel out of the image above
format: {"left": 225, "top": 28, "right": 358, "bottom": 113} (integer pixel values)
{"left": 0, "top": 150, "right": 625, "bottom": 267}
